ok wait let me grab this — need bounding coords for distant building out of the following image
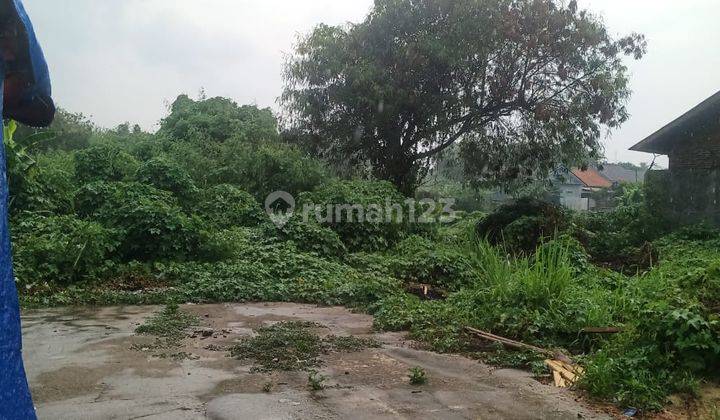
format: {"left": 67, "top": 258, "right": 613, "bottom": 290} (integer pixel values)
{"left": 630, "top": 90, "right": 720, "bottom": 225}
{"left": 598, "top": 163, "right": 647, "bottom": 185}
{"left": 555, "top": 167, "right": 612, "bottom": 211}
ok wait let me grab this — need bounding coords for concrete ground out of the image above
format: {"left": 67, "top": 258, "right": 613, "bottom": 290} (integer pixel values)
{"left": 21, "top": 303, "right": 607, "bottom": 419}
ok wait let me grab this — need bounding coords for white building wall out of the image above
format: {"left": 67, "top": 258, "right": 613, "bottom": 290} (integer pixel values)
{"left": 559, "top": 184, "right": 589, "bottom": 211}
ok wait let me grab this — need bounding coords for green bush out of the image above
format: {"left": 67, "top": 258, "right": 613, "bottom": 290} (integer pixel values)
{"left": 476, "top": 198, "right": 568, "bottom": 254}
{"left": 135, "top": 156, "right": 198, "bottom": 201}
{"left": 195, "top": 184, "right": 265, "bottom": 229}
{"left": 211, "top": 142, "right": 331, "bottom": 201}
{"left": 74, "top": 182, "right": 202, "bottom": 260}
{"left": 74, "top": 144, "right": 139, "bottom": 183}
{"left": 75, "top": 181, "right": 171, "bottom": 219}
{"left": 299, "top": 180, "right": 411, "bottom": 251}
{"left": 12, "top": 214, "right": 118, "bottom": 289}
{"left": 196, "top": 227, "right": 263, "bottom": 262}
{"left": 573, "top": 185, "right": 667, "bottom": 270}
{"left": 277, "top": 217, "right": 347, "bottom": 259}
{"left": 389, "top": 235, "right": 476, "bottom": 290}
{"left": 9, "top": 151, "right": 77, "bottom": 217}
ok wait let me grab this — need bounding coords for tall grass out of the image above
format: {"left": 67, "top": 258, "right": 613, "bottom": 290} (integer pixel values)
{"left": 521, "top": 239, "right": 573, "bottom": 305}
{"left": 466, "top": 239, "right": 513, "bottom": 287}
{"left": 466, "top": 236, "right": 573, "bottom": 306}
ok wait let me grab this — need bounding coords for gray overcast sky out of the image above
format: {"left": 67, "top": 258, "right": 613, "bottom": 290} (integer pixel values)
{"left": 23, "top": 0, "right": 720, "bottom": 166}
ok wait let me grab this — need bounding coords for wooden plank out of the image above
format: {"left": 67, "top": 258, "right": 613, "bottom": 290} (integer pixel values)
{"left": 553, "top": 370, "right": 567, "bottom": 388}
{"left": 558, "top": 360, "right": 584, "bottom": 376}
{"left": 545, "top": 360, "right": 579, "bottom": 384}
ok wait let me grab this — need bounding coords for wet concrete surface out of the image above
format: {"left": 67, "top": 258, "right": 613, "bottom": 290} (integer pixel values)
{"left": 21, "top": 303, "right": 607, "bottom": 419}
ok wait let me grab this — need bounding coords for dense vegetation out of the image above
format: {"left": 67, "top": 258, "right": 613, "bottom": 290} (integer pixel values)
{"left": 6, "top": 98, "right": 719, "bottom": 411}
{"left": 4, "top": 0, "right": 717, "bottom": 413}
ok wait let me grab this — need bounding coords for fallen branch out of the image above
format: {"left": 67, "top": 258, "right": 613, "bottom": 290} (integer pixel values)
{"left": 463, "top": 327, "right": 585, "bottom": 388}
{"left": 464, "top": 326, "right": 554, "bottom": 357}
{"left": 464, "top": 326, "right": 577, "bottom": 366}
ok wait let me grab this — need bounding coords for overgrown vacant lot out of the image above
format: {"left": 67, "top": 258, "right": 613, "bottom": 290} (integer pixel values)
{"left": 9, "top": 97, "right": 720, "bottom": 415}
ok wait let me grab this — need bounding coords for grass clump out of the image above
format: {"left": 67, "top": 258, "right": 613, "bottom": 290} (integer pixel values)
{"left": 135, "top": 303, "right": 199, "bottom": 342}
{"left": 230, "top": 321, "right": 324, "bottom": 372}
{"left": 229, "top": 321, "right": 383, "bottom": 372}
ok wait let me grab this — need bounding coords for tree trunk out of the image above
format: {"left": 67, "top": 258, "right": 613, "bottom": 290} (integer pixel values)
{"left": 375, "top": 155, "right": 419, "bottom": 197}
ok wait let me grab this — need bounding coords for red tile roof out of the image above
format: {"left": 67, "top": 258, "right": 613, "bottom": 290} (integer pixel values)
{"left": 572, "top": 168, "right": 612, "bottom": 188}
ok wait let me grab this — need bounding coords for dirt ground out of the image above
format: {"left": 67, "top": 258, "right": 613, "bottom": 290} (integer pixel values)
{"left": 21, "top": 303, "right": 609, "bottom": 419}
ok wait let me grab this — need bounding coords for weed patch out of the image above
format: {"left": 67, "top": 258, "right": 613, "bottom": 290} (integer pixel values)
{"left": 409, "top": 367, "right": 428, "bottom": 385}
{"left": 229, "top": 321, "right": 382, "bottom": 372}
{"left": 135, "top": 303, "right": 199, "bottom": 346}
{"left": 324, "top": 335, "right": 381, "bottom": 352}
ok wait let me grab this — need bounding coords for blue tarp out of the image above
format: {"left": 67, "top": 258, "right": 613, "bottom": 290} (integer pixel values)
{"left": 1, "top": 1, "right": 52, "bottom": 419}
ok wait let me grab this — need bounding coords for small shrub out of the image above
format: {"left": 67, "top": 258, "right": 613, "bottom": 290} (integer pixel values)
{"left": 476, "top": 198, "right": 568, "bottom": 254}
{"left": 230, "top": 321, "right": 325, "bottom": 372}
{"left": 323, "top": 335, "right": 381, "bottom": 352}
{"left": 308, "top": 371, "right": 327, "bottom": 391}
{"left": 408, "top": 367, "right": 428, "bottom": 385}
{"left": 135, "top": 303, "right": 199, "bottom": 342}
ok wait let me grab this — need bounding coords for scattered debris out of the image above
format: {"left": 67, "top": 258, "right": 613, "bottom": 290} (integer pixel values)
{"left": 190, "top": 327, "right": 214, "bottom": 338}
{"left": 544, "top": 359, "right": 584, "bottom": 388}
{"left": 622, "top": 407, "right": 638, "bottom": 417}
{"left": 204, "top": 344, "right": 225, "bottom": 352}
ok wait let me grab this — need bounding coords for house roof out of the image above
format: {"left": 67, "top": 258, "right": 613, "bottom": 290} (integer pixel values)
{"left": 571, "top": 168, "right": 612, "bottom": 188}
{"left": 630, "top": 90, "right": 720, "bottom": 155}
{"left": 599, "top": 164, "right": 646, "bottom": 184}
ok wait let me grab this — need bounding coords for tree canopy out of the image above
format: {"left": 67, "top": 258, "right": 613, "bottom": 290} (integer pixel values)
{"left": 282, "top": 0, "right": 646, "bottom": 194}
{"left": 160, "top": 94, "right": 279, "bottom": 143}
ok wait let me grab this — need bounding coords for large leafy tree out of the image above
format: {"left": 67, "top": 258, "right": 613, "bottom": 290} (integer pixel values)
{"left": 282, "top": 0, "right": 646, "bottom": 195}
